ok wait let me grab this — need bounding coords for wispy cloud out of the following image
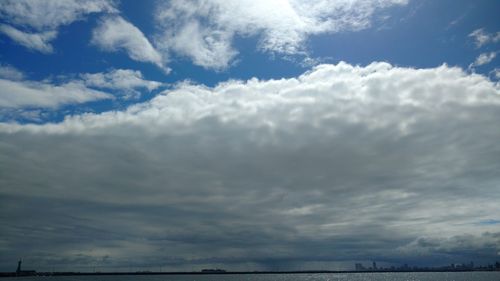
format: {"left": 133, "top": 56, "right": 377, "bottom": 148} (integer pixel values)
{"left": 492, "top": 68, "right": 500, "bottom": 80}
{"left": 154, "top": 0, "right": 408, "bottom": 70}
{"left": 0, "top": 24, "right": 57, "bottom": 53}
{"left": 0, "top": 77, "right": 113, "bottom": 109}
{"left": 92, "top": 16, "right": 167, "bottom": 71}
{"left": 468, "top": 28, "right": 500, "bottom": 48}
{"left": 81, "top": 69, "right": 164, "bottom": 99}
{"left": 469, "top": 51, "right": 497, "bottom": 69}
{"left": 0, "top": 0, "right": 116, "bottom": 52}
{"left": 0, "top": 64, "right": 25, "bottom": 81}
{"left": 0, "top": 67, "right": 162, "bottom": 119}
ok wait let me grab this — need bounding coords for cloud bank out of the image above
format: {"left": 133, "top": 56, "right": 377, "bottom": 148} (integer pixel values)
{"left": 1, "top": 62, "right": 499, "bottom": 270}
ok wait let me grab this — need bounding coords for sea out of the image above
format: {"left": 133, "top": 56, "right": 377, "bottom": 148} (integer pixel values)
{"left": 2, "top": 272, "right": 500, "bottom": 281}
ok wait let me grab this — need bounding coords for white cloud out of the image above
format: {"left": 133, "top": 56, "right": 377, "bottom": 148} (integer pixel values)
{"left": 155, "top": 0, "right": 408, "bottom": 70}
{"left": 92, "top": 16, "right": 166, "bottom": 70}
{"left": 470, "top": 52, "right": 497, "bottom": 68}
{"left": 81, "top": 69, "right": 163, "bottom": 99}
{"left": 0, "top": 68, "right": 163, "bottom": 109}
{"left": 162, "top": 20, "right": 237, "bottom": 70}
{"left": 0, "top": 64, "right": 25, "bottom": 81}
{"left": 492, "top": 68, "right": 500, "bottom": 80}
{"left": 7, "top": 62, "right": 498, "bottom": 137}
{"left": 0, "top": 0, "right": 116, "bottom": 30}
{"left": 0, "top": 77, "right": 113, "bottom": 109}
{"left": 82, "top": 69, "right": 163, "bottom": 91}
{"left": 0, "top": 67, "right": 164, "bottom": 121}
{"left": 0, "top": 0, "right": 116, "bottom": 52}
{"left": 0, "top": 24, "right": 57, "bottom": 53}
{"left": 469, "top": 28, "right": 500, "bottom": 48}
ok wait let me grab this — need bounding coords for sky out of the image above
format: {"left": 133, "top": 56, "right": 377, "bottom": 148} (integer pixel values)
{"left": 0, "top": 0, "right": 499, "bottom": 272}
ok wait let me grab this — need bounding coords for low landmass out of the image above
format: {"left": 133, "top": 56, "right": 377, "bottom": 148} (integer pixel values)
{"left": 2, "top": 261, "right": 499, "bottom": 278}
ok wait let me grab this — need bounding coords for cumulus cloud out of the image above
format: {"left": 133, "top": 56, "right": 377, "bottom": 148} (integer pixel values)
{"left": 1, "top": 62, "right": 500, "bottom": 270}
{"left": 0, "top": 0, "right": 116, "bottom": 52}
{"left": 469, "top": 28, "right": 500, "bottom": 48}
{"left": 154, "top": 0, "right": 408, "bottom": 70}
{"left": 92, "top": 16, "right": 166, "bottom": 70}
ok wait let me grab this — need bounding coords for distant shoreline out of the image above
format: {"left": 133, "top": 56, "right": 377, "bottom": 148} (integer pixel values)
{"left": 1, "top": 269, "right": 499, "bottom": 278}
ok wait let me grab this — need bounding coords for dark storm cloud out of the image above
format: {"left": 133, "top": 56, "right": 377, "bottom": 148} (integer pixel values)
{"left": 1, "top": 63, "right": 500, "bottom": 271}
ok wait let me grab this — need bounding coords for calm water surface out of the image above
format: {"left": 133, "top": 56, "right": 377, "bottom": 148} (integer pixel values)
{"left": 2, "top": 272, "right": 500, "bottom": 281}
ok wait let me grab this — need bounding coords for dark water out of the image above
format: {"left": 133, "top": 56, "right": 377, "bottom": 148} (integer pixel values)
{"left": 2, "top": 272, "right": 500, "bottom": 281}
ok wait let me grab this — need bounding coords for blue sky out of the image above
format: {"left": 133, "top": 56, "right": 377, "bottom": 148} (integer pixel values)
{"left": 0, "top": 0, "right": 500, "bottom": 272}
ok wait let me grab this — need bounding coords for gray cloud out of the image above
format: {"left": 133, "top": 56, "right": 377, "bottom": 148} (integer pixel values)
{"left": 1, "top": 62, "right": 499, "bottom": 271}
